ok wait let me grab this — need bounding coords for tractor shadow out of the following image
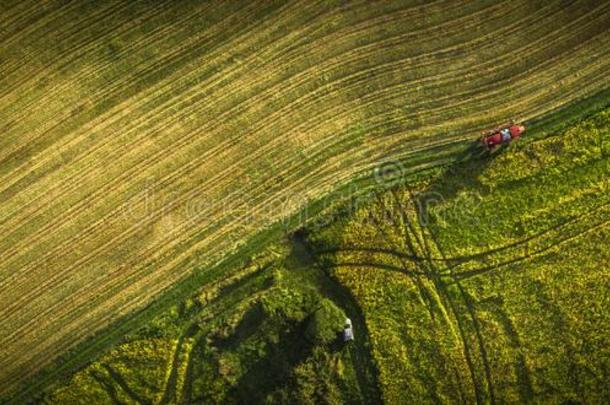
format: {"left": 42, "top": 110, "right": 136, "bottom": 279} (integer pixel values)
{"left": 419, "top": 140, "right": 500, "bottom": 209}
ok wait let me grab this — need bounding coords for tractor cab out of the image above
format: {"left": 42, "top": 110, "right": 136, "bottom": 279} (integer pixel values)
{"left": 481, "top": 121, "right": 525, "bottom": 150}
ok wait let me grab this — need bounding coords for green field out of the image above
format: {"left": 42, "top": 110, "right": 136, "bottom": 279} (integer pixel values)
{"left": 312, "top": 107, "right": 610, "bottom": 403}
{"left": 1, "top": 0, "right": 609, "bottom": 402}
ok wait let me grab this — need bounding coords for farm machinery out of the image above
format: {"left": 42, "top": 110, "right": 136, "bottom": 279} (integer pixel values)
{"left": 481, "top": 120, "right": 525, "bottom": 150}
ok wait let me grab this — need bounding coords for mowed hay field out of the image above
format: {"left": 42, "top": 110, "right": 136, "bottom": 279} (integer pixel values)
{"left": 0, "top": 0, "right": 609, "bottom": 395}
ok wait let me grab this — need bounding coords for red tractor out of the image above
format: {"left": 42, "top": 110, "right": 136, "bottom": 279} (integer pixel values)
{"left": 481, "top": 120, "right": 525, "bottom": 150}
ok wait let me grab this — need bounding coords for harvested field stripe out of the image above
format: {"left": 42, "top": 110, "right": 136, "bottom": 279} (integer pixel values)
{"left": 0, "top": 0, "right": 508, "bottom": 196}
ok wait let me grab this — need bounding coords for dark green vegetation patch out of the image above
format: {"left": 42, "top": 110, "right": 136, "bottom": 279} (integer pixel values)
{"left": 43, "top": 238, "right": 379, "bottom": 404}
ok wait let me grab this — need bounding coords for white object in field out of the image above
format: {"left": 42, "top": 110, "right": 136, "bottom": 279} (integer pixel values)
{"left": 343, "top": 318, "right": 354, "bottom": 342}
